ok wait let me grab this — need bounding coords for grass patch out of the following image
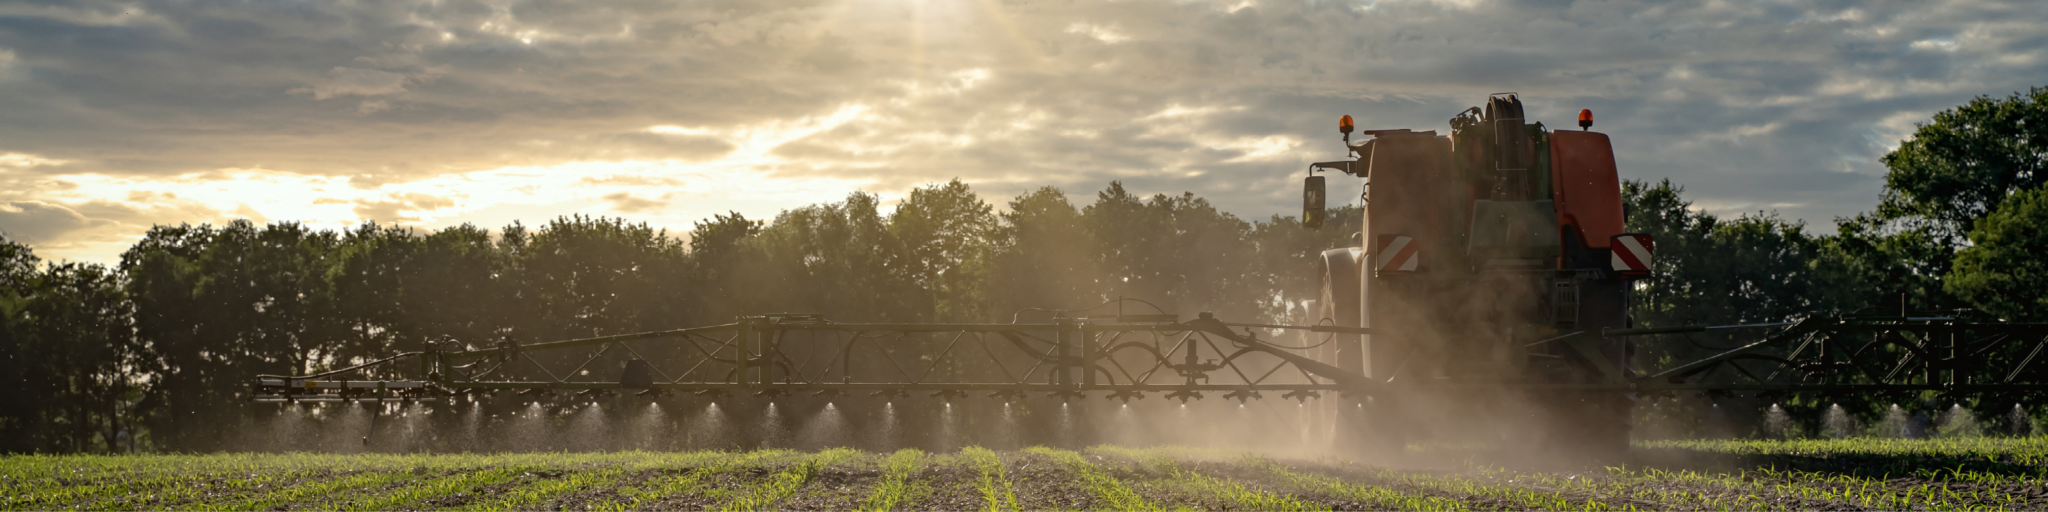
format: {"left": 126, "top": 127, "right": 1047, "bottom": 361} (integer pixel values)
{"left": 858, "top": 448, "right": 926, "bottom": 511}
{"left": 962, "top": 446, "right": 1020, "bottom": 512}
{"left": 717, "top": 448, "right": 861, "bottom": 511}
{"left": 581, "top": 452, "right": 744, "bottom": 511}
{"left": 1242, "top": 457, "right": 1472, "bottom": 511}
{"left": 342, "top": 465, "right": 526, "bottom": 511}
{"left": 14, "top": 439, "right": 2048, "bottom": 511}
{"left": 187, "top": 468, "right": 417, "bottom": 511}
{"left": 1023, "top": 446, "right": 1154, "bottom": 511}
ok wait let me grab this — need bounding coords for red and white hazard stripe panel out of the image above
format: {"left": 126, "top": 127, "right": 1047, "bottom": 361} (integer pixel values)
{"left": 1610, "top": 233, "right": 1654, "bottom": 278}
{"left": 1376, "top": 234, "right": 1419, "bottom": 274}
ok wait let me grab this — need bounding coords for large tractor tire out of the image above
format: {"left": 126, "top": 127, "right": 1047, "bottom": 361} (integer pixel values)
{"left": 1317, "top": 248, "right": 1404, "bottom": 456}
{"left": 1315, "top": 248, "right": 1363, "bottom": 347}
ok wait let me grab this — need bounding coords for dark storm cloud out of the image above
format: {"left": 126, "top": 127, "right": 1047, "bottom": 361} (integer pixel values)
{"left": 0, "top": 0, "right": 2042, "bottom": 262}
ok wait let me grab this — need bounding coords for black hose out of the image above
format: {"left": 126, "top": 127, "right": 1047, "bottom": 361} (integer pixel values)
{"left": 1009, "top": 297, "right": 1169, "bottom": 323}
{"left": 1681, "top": 332, "right": 1744, "bottom": 351}
{"left": 1288, "top": 318, "right": 1340, "bottom": 350}
{"left": 256, "top": 352, "right": 423, "bottom": 380}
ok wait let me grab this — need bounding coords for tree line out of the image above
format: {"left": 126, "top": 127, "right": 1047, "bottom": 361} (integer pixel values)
{"left": 0, "top": 181, "right": 1365, "bottom": 453}
{"left": 2, "top": 87, "right": 2042, "bottom": 452}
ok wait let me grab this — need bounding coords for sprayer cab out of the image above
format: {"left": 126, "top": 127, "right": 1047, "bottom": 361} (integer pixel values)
{"left": 1301, "top": 94, "right": 1651, "bottom": 453}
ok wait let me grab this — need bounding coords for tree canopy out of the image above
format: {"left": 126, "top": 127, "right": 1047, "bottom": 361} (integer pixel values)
{"left": 1879, "top": 87, "right": 2048, "bottom": 241}
{"left": 1947, "top": 186, "right": 2048, "bottom": 320}
{"left": 1862, "top": 87, "right": 2048, "bottom": 317}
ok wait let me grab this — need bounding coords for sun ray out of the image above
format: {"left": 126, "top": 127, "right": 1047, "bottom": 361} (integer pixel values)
{"left": 772, "top": 0, "right": 859, "bottom": 66}
{"left": 972, "top": 0, "right": 1053, "bottom": 72}
{"left": 910, "top": 0, "right": 927, "bottom": 80}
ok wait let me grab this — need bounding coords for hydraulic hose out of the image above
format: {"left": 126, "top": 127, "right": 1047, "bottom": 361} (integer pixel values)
{"left": 255, "top": 351, "right": 424, "bottom": 380}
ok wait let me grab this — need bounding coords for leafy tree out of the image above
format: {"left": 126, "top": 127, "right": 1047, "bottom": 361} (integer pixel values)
{"left": 1077, "top": 182, "right": 1268, "bottom": 320}
{"left": 1246, "top": 205, "right": 1362, "bottom": 323}
{"left": 1624, "top": 180, "right": 1874, "bottom": 438}
{"left": 834, "top": 193, "right": 910, "bottom": 320}
{"left": 1623, "top": 180, "right": 1856, "bottom": 356}
{"left": 0, "top": 236, "right": 34, "bottom": 285}
{"left": 988, "top": 187, "right": 1101, "bottom": 320}
{"left": 1622, "top": 179, "right": 1715, "bottom": 325}
{"left": 1878, "top": 86, "right": 2048, "bottom": 242}
{"left": 687, "top": 211, "right": 765, "bottom": 321}
{"left": 518, "top": 215, "right": 687, "bottom": 340}
{"left": 195, "top": 221, "right": 342, "bottom": 380}
{"left": 1817, "top": 87, "right": 2048, "bottom": 316}
{"left": 753, "top": 192, "right": 908, "bottom": 321}
{"left": 0, "top": 236, "right": 49, "bottom": 452}
{"left": 1946, "top": 185, "right": 2048, "bottom": 320}
{"left": 1, "top": 237, "right": 150, "bottom": 453}
{"left": 402, "top": 224, "right": 513, "bottom": 350}
{"left": 120, "top": 224, "right": 216, "bottom": 451}
{"left": 326, "top": 223, "right": 420, "bottom": 368}
{"left": 1862, "top": 86, "right": 2048, "bottom": 319}
{"left": 890, "top": 179, "right": 997, "bottom": 322}
{"left": 129, "top": 221, "right": 342, "bottom": 450}
{"left": 1137, "top": 191, "right": 1262, "bottom": 320}
{"left": 21, "top": 262, "right": 146, "bottom": 453}
{"left": 1083, "top": 182, "right": 1171, "bottom": 308}
{"left": 1824, "top": 213, "right": 1957, "bottom": 313}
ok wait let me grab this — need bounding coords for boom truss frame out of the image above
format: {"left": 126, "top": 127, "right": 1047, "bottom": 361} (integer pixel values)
{"left": 252, "top": 312, "right": 2048, "bottom": 404}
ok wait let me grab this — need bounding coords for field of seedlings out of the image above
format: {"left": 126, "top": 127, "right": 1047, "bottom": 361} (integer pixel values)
{"left": 7, "top": 439, "right": 2048, "bottom": 511}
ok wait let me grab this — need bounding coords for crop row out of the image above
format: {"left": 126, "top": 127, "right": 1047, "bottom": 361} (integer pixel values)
{"left": 7, "top": 439, "right": 2048, "bottom": 510}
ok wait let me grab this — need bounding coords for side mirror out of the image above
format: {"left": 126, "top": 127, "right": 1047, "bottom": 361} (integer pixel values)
{"left": 1303, "top": 175, "right": 1326, "bottom": 229}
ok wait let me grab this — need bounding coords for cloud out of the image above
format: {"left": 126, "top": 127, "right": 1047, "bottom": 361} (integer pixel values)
{"left": 603, "top": 192, "right": 663, "bottom": 214}
{"left": 0, "top": 201, "right": 103, "bottom": 244}
{"left": 0, "top": 152, "right": 68, "bottom": 168}
{"left": 0, "top": 0, "right": 2043, "bottom": 263}
{"left": 1066, "top": 23, "right": 1130, "bottom": 44}
{"left": 351, "top": 193, "right": 456, "bottom": 223}
{"left": 0, "top": 3, "right": 151, "bottom": 27}
{"left": 291, "top": 67, "right": 410, "bottom": 100}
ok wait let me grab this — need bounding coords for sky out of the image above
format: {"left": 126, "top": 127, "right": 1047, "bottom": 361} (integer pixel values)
{"left": 0, "top": 0, "right": 2042, "bottom": 264}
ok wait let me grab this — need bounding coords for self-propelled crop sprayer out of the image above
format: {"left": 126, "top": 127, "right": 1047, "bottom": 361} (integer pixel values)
{"left": 254, "top": 94, "right": 2048, "bottom": 453}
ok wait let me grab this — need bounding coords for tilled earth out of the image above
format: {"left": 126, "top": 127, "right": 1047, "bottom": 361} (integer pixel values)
{"left": 6, "top": 444, "right": 2046, "bottom": 511}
